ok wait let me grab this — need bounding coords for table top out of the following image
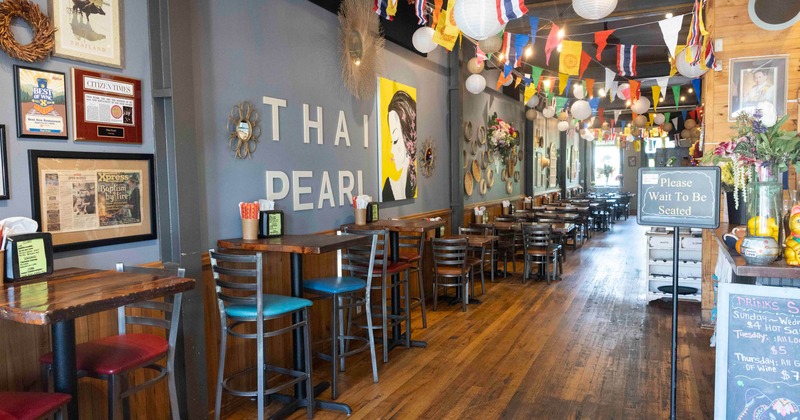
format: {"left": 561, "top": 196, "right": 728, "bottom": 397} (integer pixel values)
{"left": 341, "top": 218, "right": 445, "bottom": 233}
{"left": 492, "top": 221, "right": 575, "bottom": 234}
{"left": 444, "top": 234, "right": 498, "bottom": 247}
{"left": 218, "top": 234, "right": 371, "bottom": 254}
{"left": 713, "top": 223, "right": 800, "bottom": 278}
{"left": 0, "top": 268, "right": 195, "bottom": 325}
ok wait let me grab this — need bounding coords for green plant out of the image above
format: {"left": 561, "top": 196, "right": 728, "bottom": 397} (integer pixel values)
{"left": 596, "top": 164, "right": 615, "bottom": 185}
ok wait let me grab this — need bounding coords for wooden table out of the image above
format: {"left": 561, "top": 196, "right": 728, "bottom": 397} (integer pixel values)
{"left": 341, "top": 219, "right": 445, "bottom": 350}
{"left": 216, "top": 234, "right": 370, "bottom": 418}
{"left": 713, "top": 223, "right": 800, "bottom": 281}
{"left": 0, "top": 268, "right": 195, "bottom": 419}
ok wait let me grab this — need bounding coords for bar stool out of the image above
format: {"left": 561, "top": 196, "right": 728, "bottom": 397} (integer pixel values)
{"left": 303, "top": 230, "right": 381, "bottom": 399}
{"left": 397, "top": 231, "right": 427, "bottom": 328}
{"left": 0, "top": 392, "right": 71, "bottom": 420}
{"left": 39, "top": 263, "right": 186, "bottom": 420}
{"left": 209, "top": 250, "right": 314, "bottom": 420}
{"left": 431, "top": 237, "right": 471, "bottom": 312}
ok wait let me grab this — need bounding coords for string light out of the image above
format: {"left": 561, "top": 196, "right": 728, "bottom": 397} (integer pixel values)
{"left": 557, "top": 43, "right": 563, "bottom": 52}
{"left": 660, "top": 97, "right": 665, "bottom": 103}
{"left": 665, "top": 12, "right": 673, "bottom": 18}
{"left": 598, "top": 88, "right": 605, "bottom": 96}
{"left": 688, "top": 88, "right": 694, "bottom": 93}
{"left": 557, "top": 28, "right": 565, "bottom": 39}
{"left": 525, "top": 45, "right": 533, "bottom": 58}
{"left": 680, "top": 96, "right": 686, "bottom": 101}
{"left": 625, "top": 99, "right": 631, "bottom": 106}
{"left": 497, "top": 53, "right": 504, "bottom": 61}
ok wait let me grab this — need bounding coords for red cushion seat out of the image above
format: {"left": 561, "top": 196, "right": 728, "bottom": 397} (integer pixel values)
{"left": 40, "top": 333, "right": 168, "bottom": 376}
{"left": 0, "top": 392, "right": 71, "bottom": 420}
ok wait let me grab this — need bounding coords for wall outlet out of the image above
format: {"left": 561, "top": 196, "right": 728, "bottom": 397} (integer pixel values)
{"left": 714, "top": 38, "right": 723, "bottom": 52}
{"left": 356, "top": 305, "right": 362, "bottom": 314}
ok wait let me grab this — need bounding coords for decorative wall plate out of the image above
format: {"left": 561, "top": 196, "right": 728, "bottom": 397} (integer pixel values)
{"left": 418, "top": 137, "right": 436, "bottom": 178}
{"left": 501, "top": 170, "right": 508, "bottom": 182}
{"left": 478, "top": 125, "right": 487, "bottom": 144}
{"left": 463, "top": 121, "right": 473, "bottom": 142}
{"left": 471, "top": 160, "right": 481, "bottom": 181}
{"left": 480, "top": 152, "right": 487, "bottom": 169}
{"left": 487, "top": 150, "right": 494, "bottom": 163}
{"left": 487, "top": 168, "right": 494, "bottom": 187}
{"left": 479, "top": 179, "right": 488, "bottom": 195}
{"left": 506, "top": 180, "right": 513, "bottom": 194}
{"left": 464, "top": 173, "right": 474, "bottom": 196}
{"left": 471, "top": 138, "right": 479, "bottom": 155}
{"left": 227, "top": 101, "right": 261, "bottom": 159}
{"left": 517, "top": 146, "right": 523, "bottom": 161}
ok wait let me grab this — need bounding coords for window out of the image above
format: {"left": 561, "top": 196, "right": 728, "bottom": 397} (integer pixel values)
{"left": 594, "top": 144, "right": 621, "bottom": 186}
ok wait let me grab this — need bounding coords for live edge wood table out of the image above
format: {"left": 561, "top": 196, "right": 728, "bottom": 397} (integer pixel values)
{"left": 712, "top": 223, "right": 800, "bottom": 284}
{"left": 217, "top": 234, "right": 371, "bottom": 418}
{"left": 0, "top": 268, "right": 195, "bottom": 420}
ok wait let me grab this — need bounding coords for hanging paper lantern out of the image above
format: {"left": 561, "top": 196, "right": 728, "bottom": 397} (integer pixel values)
{"left": 653, "top": 113, "right": 666, "bottom": 125}
{"left": 680, "top": 128, "right": 691, "bottom": 138}
{"left": 571, "top": 100, "right": 592, "bottom": 120}
{"left": 465, "top": 74, "right": 486, "bottom": 94}
{"left": 467, "top": 58, "right": 484, "bottom": 74}
{"left": 558, "top": 120, "right": 570, "bottom": 131}
{"left": 662, "top": 122, "right": 674, "bottom": 132}
{"left": 526, "top": 108, "right": 537, "bottom": 121}
{"left": 631, "top": 97, "right": 651, "bottom": 114}
{"left": 684, "top": 119, "right": 697, "bottom": 129}
{"left": 691, "top": 127, "right": 702, "bottom": 139}
{"left": 454, "top": 0, "right": 506, "bottom": 41}
{"left": 601, "top": 121, "right": 610, "bottom": 130}
{"left": 503, "top": 77, "right": 513, "bottom": 87}
{"left": 675, "top": 46, "right": 709, "bottom": 79}
{"left": 478, "top": 34, "right": 503, "bottom": 54}
{"left": 412, "top": 27, "right": 438, "bottom": 54}
{"left": 572, "top": 0, "right": 618, "bottom": 20}
{"left": 527, "top": 95, "right": 540, "bottom": 108}
{"left": 617, "top": 83, "right": 631, "bottom": 100}
{"left": 558, "top": 111, "right": 569, "bottom": 121}
{"left": 573, "top": 83, "right": 586, "bottom": 99}
{"left": 634, "top": 115, "right": 648, "bottom": 127}
{"left": 542, "top": 106, "right": 556, "bottom": 118}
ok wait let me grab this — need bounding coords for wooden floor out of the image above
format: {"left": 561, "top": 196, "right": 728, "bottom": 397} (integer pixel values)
{"left": 225, "top": 219, "right": 716, "bottom": 419}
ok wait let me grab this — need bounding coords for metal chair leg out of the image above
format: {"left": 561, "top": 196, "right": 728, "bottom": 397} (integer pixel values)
{"left": 432, "top": 274, "right": 439, "bottom": 311}
{"left": 381, "top": 277, "right": 389, "bottom": 363}
{"left": 417, "top": 267, "right": 427, "bottom": 328}
{"left": 403, "top": 270, "right": 411, "bottom": 348}
{"left": 303, "top": 309, "right": 314, "bottom": 419}
{"left": 330, "top": 295, "right": 340, "bottom": 399}
{"left": 108, "top": 374, "right": 122, "bottom": 420}
{"left": 364, "top": 290, "right": 379, "bottom": 383}
{"left": 214, "top": 324, "right": 227, "bottom": 420}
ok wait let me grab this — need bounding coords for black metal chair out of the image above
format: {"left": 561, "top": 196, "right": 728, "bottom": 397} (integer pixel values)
{"left": 521, "top": 224, "right": 560, "bottom": 284}
{"left": 431, "top": 237, "right": 472, "bottom": 312}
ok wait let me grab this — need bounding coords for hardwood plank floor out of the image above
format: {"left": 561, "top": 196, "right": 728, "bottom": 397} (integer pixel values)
{"left": 224, "top": 219, "right": 715, "bottom": 419}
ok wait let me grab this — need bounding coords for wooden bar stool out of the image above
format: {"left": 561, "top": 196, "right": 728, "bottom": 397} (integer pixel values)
{"left": 397, "top": 231, "right": 428, "bottom": 328}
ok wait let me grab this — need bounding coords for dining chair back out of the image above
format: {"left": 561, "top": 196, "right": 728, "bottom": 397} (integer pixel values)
{"left": 398, "top": 231, "right": 427, "bottom": 328}
{"left": 430, "top": 237, "right": 471, "bottom": 312}
{"left": 521, "top": 224, "right": 559, "bottom": 284}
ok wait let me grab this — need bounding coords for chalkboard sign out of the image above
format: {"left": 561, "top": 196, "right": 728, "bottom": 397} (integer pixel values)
{"left": 715, "top": 283, "right": 800, "bottom": 419}
{"left": 637, "top": 167, "right": 720, "bottom": 228}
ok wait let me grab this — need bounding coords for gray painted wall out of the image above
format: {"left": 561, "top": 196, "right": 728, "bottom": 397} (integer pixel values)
{"left": 0, "top": 0, "right": 159, "bottom": 269}
{"left": 193, "top": 0, "right": 451, "bottom": 247}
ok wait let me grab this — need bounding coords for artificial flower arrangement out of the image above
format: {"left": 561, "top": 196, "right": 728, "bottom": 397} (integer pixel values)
{"left": 486, "top": 112, "right": 518, "bottom": 162}
{"left": 596, "top": 163, "right": 615, "bottom": 185}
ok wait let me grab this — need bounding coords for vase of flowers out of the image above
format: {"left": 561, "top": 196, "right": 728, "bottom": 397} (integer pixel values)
{"left": 596, "top": 164, "right": 614, "bottom": 186}
{"left": 486, "top": 112, "right": 518, "bottom": 171}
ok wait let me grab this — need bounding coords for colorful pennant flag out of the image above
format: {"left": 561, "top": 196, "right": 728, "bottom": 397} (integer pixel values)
{"left": 658, "top": 15, "right": 684, "bottom": 59}
{"left": 629, "top": 79, "right": 641, "bottom": 101}
{"left": 585, "top": 78, "right": 595, "bottom": 98}
{"left": 432, "top": 0, "right": 444, "bottom": 26}
{"left": 432, "top": 7, "right": 458, "bottom": 51}
{"left": 597, "top": 108, "right": 605, "bottom": 124}
{"left": 476, "top": 45, "right": 487, "bottom": 65}
{"left": 664, "top": 113, "right": 671, "bottom": 124}
{"left": 672, "top": 117, "right": 679, "bottom": 129}
{"left": 681, "top": 110, "right": 688, "bottom": 122}
{"left": 605, "top": 68, "right": 616, "bottom": 99}
{"left": 555, "top": 96, "right": 568, "bottom": 111}
{"left": 588, "top": 98, "right": 600, "bottom": 112}
{"left": 614, "top": 110, "right": 622, "bottom": 123}
{"left": 558, "top": 73, "right": 569, "bottom": 95}
{"left": 703, "top": 37, "right": 717, "bottom": 70}
{"left": 373, "top": 0, "right": 393, "bottom": 20}
{"left": 514, "top": 34, "right": 530, "bottom": 67}
{"left": 497, "top": 72, "right": 513, "bottom": 90}
{"left": 617, "top": 45, "right": 637, "bottom": 77}
{"left": 501, "top": 32, "right": 513, "bottom": 64}
{"left": 503, "top": 63, "right": 513, "bottom": 78}
{"left": 594, "top": 29, "right": 615, "bottom": 61}
{"left": 497, "top": 0, "right": 529, "bottom": 24}
{"left": 692, "top": 79, "right": 702, "bottom": 103}
{"left": 652, "top": 86, "right": 661, "bottom": 111}
{"left": 545, "top": 23, "right": 560, "bottom": 66}
{"left": 609, "top": 81, "right": 619, "bottom": 102}
{"left": 686, "top": 0, "right": 707, "bottom": 64}
{"left": 524, "top": 85, "right": 536, "bottom": 104}
{"left": 529, "top": 17, "right": 539, "bottom": 44}
{"left": 530, "top": 66, "right": 544, "bottom": 88}
{"left": 559, "top": 40, "right": 582, "bottom": 76}
{"left": 672, "top": 85, "right": 681, "bottom": 108}
{"left": 514, "top": 76, "right": 523, "bottom": 88}
{"left": 415, "top": 0, "right": 427, "bottom": 25}
{"left": 655, "top": 77, "right": 669, "bottom": 100}
{"left": 648, "top": 113, "right": 655, "bottom": 126}
{"left": 579, "top": 51, "right": 592, "bottom": 79}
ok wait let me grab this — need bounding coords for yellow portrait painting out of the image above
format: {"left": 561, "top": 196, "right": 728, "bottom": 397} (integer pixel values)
{"left": 377, "top": 77, "right": 417, "bottom": 202}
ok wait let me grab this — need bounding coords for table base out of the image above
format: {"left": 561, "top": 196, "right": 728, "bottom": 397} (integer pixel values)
{"left": 269, "top": 381, "right": 351, "bottom": 419}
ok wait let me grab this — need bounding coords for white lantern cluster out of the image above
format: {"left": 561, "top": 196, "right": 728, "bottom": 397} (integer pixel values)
{"left": 571, "top": 100, "right": 592, "bottom": 121}
{"left": 478, "top": 35, "right": 503, "bottom": 54}
{"left": 653, "top": 113, "right": 666, "bottom": 125}
{"left": 542, "top": 106, "right": 556, "bottom": 119}
{"left": 558, "top": 111, "right": 569, "bottom": 121}
{"left": 662, "top": 122, "right": 674, "bottom": 132}
{"left": 412, "top": 27, "right": 437, "bottom": 54}
{"left": 634, "top": 115, "right": 648, "bottom": 128}
{"left": 465, "top": 74, "right": 486, "bottom": 94}
{"left": 573, "top": 83, "right": 586, "bottom": 99}
{"left": 572, "top": 0, "right": 618, "bottom": 20}
{"left": 527, "top": 95, "right": 540, "bottom": 108}
{"left": 680, "top": 119, "right": 702, "bottom": 139}
{"left": 558, "top": 120, "right": 570, "bottom": 131}
{"left": 453, "top": 0, "right": 506, "bottom": 41}
{"left": 675, "top": 46, "right": 709, "bottom": 79}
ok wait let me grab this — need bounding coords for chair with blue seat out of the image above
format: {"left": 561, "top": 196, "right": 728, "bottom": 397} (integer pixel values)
{"left": 209, "top": 250, "right": 314, "bottom": 420}
{"left": 302, "top": 230, "right": 381, "bottom": 399}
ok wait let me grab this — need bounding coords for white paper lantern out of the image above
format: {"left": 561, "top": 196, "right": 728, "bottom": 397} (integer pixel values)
{"left": 634, "top": 115, "right": 648, "bottom": 127}
{"left": 653, "top": 113, "right": 666, "bottom": 125}
{"left": 617, "top": 83, "right": 630, "bottom": 100}
{"left": 543, "top": 106, "right": 556, "bottom": 118}
{"left": 465, "top": 74, "right": 486, "bottom": 94}
{"left": 526, "top": 109, "right": 537, "bottom": 121}
{"left": 573, "top": 84, "right": 586, "bottom": 99}
{"left": 571, "top": 100, "right": 592, "bottom": 120}
{"left": 572, "top": 0, "right": 618, "bottom": 20}
{"left": 558, "top": 121, "right": 570, "bottom": 132}
{"left": 503, "top": 76, "right": 513, "bottom": 87}
{"left": 675, "top": 46, "right": 709, "bottom": 79}
{"left": 558, "top": 111, "right": 569, "bottom": 121}
{"left": 454, "top": 0, "right": 507, "bottom": 41}
{"left": 527, "top": 95, "right": 540, "bottom": 108}
{"left": 684, "top": 119, "right": 697, "bottom": 129}
{"left": 412, "top": 27, "right": 437, "bottom": 54}
{"left": 663, "top": 122, "right": 674, "bottom": 132}
{"left": 478, "top": 35, "right": 503, "bottom": 54}
{"left": 631, "top": 97, "right": 651, "bottom": 114}
{"left": 467, "top": 58, "right": 484, "bottom": 74}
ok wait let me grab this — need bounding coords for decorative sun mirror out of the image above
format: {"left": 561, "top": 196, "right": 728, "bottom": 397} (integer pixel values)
{"left": 348, "top": 30, "right": 363, "bottom": 66}
{"left": 227, "top": 101, "right": 261, "bottom": 159}
{"left": 418, "top": 137, "right": 436, "bottom": 178}
{"left": 338, "top": 0, "right": 384, "bottom": 100}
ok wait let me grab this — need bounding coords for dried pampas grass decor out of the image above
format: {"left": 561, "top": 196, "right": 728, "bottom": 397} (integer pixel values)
{"left": 0, "top": 0, "right": 55, "bottom": 62}
{"left": 339, "top": 0, "right": 384, "bottom": 100}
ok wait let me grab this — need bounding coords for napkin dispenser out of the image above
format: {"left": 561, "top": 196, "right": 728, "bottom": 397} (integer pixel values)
{"left": 366, "top": 202, "right": 379, "bottom": 223}
{"left": 4, "top": 233, "right": 54, "bottom": 282}
{"left": 258, "top": 210, "right": 284, "bottom": 238}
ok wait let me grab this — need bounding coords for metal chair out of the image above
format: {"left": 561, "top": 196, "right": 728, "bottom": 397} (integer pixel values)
{"left": 397, "top": 231, "right": 428, "bottom": 328}
{"left": 458, "top": 227, "right": 488, "bottom": 296}
{"left": 522, "top": 224, "right": 560, "bottom": 284}
{"left": 209, "top": 250, "right": 314, "bottom": 420}
{"left": 470, "top": 222, "right": 499, "bottom": 281}
{"left": 40, "top": 263, "right": 186, "bottom": 420}
{"left": 0, "top": 392, "right": 71, "bottom": 420}
{"left": 302, "top": 230, "right": 381, "bottom": 399}
{"left": 431, "top": 237, "right": 471, "bottom": 312}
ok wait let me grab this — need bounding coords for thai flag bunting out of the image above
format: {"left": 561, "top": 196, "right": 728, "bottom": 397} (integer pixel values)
{"left": 529, "top": 17, "right": 539, "bottom": 45}
{"left": 501, "top": 32, "right": 513, "bottom": 65}
{"left": 415, "top": 0, "right": 427, "bottom": 25}
{"left": 496, "top": 0, "right": 528, "bottom": 25}
{"left": 373, "top": 0, "right": 393, "bottom": 21}
{"left": 616, "top": 45, "right": 637, "bottom": 77}
{"left": 686, "top": 0, "right": 705, "bottom": 64}
{"left": 703, "top": 37, "right": 717, "bottom": 69}
{"left": 476, "top": 45, "right": 487, "bottom": 65}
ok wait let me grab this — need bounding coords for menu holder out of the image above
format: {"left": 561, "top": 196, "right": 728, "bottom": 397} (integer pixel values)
{"left": 258, "top": 210, "right": 284, "bottom": 238}
{"left": 4, "top": 233, "right": 54, "bottom": 282}
{"left": 366, "top": 202, "right": 379, "bottom": 223}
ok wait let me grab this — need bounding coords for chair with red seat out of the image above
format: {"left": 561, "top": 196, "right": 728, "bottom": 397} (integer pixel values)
{"left": 0, "top": 392, "right": 70, "bottom": 420}
{"left": 40, "top": 263, "right": 185, "bottom": 419}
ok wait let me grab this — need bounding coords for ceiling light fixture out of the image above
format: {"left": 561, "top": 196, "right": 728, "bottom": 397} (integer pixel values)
{"left": 688, "top": 88, "right": 694, "bottom": 93}
{"left": 525, "top": 45, "right": 533, "bottom": 58}
{"left": 665, "top": 12, "right": 674, "bottom": 18}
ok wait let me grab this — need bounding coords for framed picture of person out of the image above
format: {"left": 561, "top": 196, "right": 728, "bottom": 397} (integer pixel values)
{"left": 13, "top": 66, "right": 69, "bottom": 139}
{"left": 377, "top": 77, "right": 417, "bottom": 202}
{"left": 728, "top": 55, "right": 788, "bottom": 121}
{"left": 49, "top": 0, "right": 124, "bottom": 68}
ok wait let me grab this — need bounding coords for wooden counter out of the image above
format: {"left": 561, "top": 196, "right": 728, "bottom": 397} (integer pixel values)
{"left": 712, "top": 223, "right": 800, "bottom": 279}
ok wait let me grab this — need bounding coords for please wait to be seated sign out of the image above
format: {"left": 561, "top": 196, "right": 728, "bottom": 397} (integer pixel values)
{"left": 637, "top": 167, "right": 720, "bottom": 229}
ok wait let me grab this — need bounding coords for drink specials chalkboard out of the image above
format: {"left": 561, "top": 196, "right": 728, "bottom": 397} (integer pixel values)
{"left": 715, "top": 283, "right": 800, "bottom": 419}
{"left": 637, "top": 167, "right": 721, "bottom": 229}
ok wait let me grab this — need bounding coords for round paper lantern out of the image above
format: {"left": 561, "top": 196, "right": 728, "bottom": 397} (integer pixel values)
{"left": 573, "top": 84, "right": 586, "bottom": 99}
{"left": 680, "top": 128, "right": 691, "bottom": 138}
{"left": 684, "top": 119, "right": 697, "bottom": 129}
{"left": 663, "top": 122, "right": 674, "bottom": 132}
{"left": 503, "top": 77, "right": 513, "bottom": 87}
{"left": 454, "top": 0, "right": 506, "bottom": 41}
{"left": 601, "top": 121, "right": 610, "bottom": 130}
{"left": 631, "top": 97, "right": 651, "bottom": 114}
{"left": 558, "top": 111, "right": 569, "bottom": 121}
{"left": 526, "top": 108, "right": 537, "bottom": 121}
{"left": 527, "top": 94, "right": 540, "bottom": 108}
{"left": 757, "top": 101, "right": 778, "bottom": 127}
{"left": 572, "top": 0, "right": 618, "bottom": 20}
{"left": 542, "top": 106, "right": 556, "bottom": 118}
{"left": 571, "top": 100, "right": 592, "bottom": 120}
{"left": 412, "top": 27, "right": 437, "bottom": 54}
{"left": 675, "top": 46, "right": 709, "bottom": 78}
{"left": 617, "top": 83, "right": 631, "bottom": 100}
{"left": 653, "top": 113, "right": 666, "bottom": 125}
{"left": 478, "top": 35, "right": 503, "bottom": 54}
{"left": 467, "top": 58, "right": 484, "bottom": 74}
{"left": 558, "top": 120, "right": 570, "bottom": 132}
{"left": 634, "top": 115, "right": 648, "bottom": 127}
{"left": 465, "top": 74, "right": 486, "bottom": 94}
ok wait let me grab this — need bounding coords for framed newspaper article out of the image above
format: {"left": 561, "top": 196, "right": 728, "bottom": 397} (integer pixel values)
{"left": 28, "top": 150, "right": 156, "bottom": 252}
{"left": 71, "top": 68, "right": 142, "bottom": 143}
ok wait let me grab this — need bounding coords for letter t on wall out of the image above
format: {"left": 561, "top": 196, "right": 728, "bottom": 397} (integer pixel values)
{"left": 262, "top": 96, "right": 287, "bottom": 141}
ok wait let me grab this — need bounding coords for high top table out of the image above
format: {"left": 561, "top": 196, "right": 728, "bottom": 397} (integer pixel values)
{"left": 217, "top": 234, "right": 371, "bottom": 418}
{"left": 0, "top": 268, "right": 195, "bottom": 419}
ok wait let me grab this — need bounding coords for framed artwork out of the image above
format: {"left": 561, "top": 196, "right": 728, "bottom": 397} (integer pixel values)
{"left": 377, "top": 77, "right": 417, "bottom": 202}
{"left": 71, "top": 68, "right": 142, "bottom": 143}
{"left": 49, "top": 0, "right": 124, "bottom": 68}
{"left": 628, "top": 156, "right": 637, "bottom": 167}
{"left": 0, "top": 126, "right": 7, "bottom": 200}
{"left": 728, "top": 55, "right": 788, "bottom": 121}
{"left": 28, "top": 150, "right": 156, "bottom": 252}
{"left": 13, "top": 66, "right": 68, "bottom": 139}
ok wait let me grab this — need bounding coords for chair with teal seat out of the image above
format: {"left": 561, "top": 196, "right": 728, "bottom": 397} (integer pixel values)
{"left": 302, "top": 230, "right": 381, "bottom": 399}
{"left": 209, "top": 250, "right": 314, "bottom": 420}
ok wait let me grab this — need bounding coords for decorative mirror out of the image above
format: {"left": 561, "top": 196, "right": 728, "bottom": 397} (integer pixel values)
{"left": 338, "top": 0, "right": 384, "bottom": 100}
{"left": 418, "top": 137, "right": 436, "bottom": 178}
{"left": 227, "top": 101, "right": 261, "bottom": 159}
{"left": 548, "top": 143, "right": 558, "bottom": 188}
